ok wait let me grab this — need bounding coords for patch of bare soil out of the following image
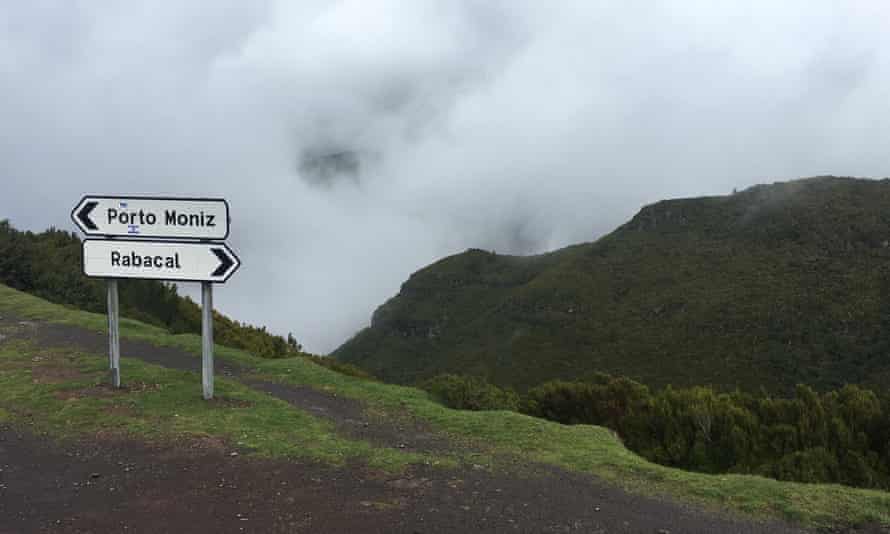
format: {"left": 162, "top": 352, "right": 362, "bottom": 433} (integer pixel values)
{"left": 53, "top": 385, "right": 115, "bottom": 401}
{"left": 31, "top": 364, "right": 86, "bottom": 384}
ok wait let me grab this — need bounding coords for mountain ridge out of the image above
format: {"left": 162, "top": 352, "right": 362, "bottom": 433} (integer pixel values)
{"left": 334, "top": 176, "right": 890, "bottom": 393}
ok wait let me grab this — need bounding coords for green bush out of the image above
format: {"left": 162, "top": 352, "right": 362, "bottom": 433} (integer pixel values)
{"left": 522, "top": 375, "right": 890, "bottom": 490}
{"left": 422, "top": 374, "right": 520, "bottom": 411}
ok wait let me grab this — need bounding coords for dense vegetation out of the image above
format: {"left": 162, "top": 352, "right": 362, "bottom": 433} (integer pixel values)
{"left": 0, "top": 220, "right": 302, "bottom": 359}
{"left": 422, "top": 372, "right": 890, "bottom": 490}
{"left": 336, "top": 176, "right": 890, "bottom": 394}
{"left": 524, "top": 376, "right": 890, "bottom": 490}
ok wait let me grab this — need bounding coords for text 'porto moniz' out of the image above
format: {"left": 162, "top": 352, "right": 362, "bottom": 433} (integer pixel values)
{"left": 107, "top": 209, "right": 216, "bottom": 228}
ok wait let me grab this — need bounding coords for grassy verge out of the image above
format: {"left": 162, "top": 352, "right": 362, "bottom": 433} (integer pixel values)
{"left": 1, "top": 283, "right": 888, "bottom": 528}
{"left": 0, "top": 339, "right": 430, "bottom": 472}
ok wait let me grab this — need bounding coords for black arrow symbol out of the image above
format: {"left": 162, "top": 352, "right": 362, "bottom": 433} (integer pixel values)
{"left": 77, "top": 201, "right": 99, "bottom": 231}
{"left": 211, "top": 247, "right": 235, "bottom": 278}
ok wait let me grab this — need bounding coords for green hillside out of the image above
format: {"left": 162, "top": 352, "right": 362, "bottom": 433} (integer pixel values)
{"left": 0, "top": 220, "right": 302, "bottom": 359}
{"left": 334, "top": 176, "right": 890, "bottom": 393}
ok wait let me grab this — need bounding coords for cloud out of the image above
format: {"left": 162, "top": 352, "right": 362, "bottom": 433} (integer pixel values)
{"left": 2, "top": 1, "right": 890, "bottom": 352}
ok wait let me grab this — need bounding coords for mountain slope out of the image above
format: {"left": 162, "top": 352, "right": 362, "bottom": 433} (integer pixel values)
{"left": 334, "top": 176, "right": 890, "bottom": 393}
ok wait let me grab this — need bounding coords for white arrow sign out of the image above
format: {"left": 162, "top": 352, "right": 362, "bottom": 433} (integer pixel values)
{"left": 82, "top": 239, "right": 241, "bottom": 283}
{"left": 72, "top": 196, "right": 229, "bottom": 240}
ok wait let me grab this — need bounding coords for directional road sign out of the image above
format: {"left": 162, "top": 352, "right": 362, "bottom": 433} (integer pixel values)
{"left": 82, "top": 239, "right": 241, "bottom": 283}
{"left": 72, "top": 196, "right": 229, "bottom": 240}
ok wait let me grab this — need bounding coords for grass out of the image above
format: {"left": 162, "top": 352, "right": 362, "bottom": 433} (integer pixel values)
{"left": 1, "top": 282, "right": 888, "bottom": 528}
{"left": 0, "top": 339, "right": 428, "bottom": 472}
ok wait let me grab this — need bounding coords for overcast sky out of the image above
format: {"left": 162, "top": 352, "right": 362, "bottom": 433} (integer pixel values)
{"left": 3, "top": 1, "right": 890, "bottom": 353}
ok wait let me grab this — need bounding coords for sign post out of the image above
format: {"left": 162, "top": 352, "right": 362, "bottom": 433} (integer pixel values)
{"left": 107, "top": 279, "right": 120, "bottom": 387}
{"left": 201, "top": 282, "right": 214, "bottom": 400}
{"left": 73, "top": 195, "right": 239, "bottom": 399}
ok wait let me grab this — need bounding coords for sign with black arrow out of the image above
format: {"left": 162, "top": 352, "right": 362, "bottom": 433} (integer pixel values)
{"left": 82, "top": 239, "right": 241, "bottom": 283}
{"left": 73, "top": 193, "right": 240, "bottom": 399}
{"left": 72, "top": 196, "right": 229, "bottom": 240}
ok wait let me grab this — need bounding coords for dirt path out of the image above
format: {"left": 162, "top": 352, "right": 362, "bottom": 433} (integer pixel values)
{"left": 4, "top": 317, "right": 450, "bottom": 455}
{"left": 1, "top": 424, "right": 818, "bottom": 534}
{"left": 0, "top": 316, "right": 878, "bottom": 533}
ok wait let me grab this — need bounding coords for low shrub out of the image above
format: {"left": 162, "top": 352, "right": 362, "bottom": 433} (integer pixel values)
{"left": 422, "top": 374, "right": 520, "bottom": 411}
